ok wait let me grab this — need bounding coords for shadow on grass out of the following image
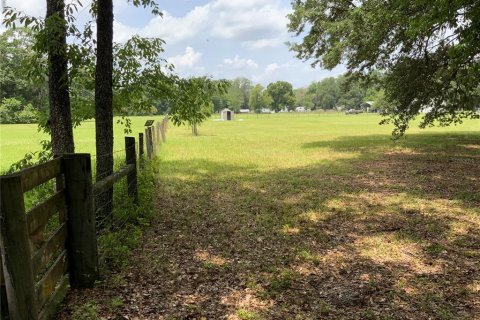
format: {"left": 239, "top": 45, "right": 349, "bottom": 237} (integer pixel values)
{"left": 59, "top": 133, "right": 479, "bottom": 319}
{"left": 302, "top": 131, "right": 480, "bottom": 157}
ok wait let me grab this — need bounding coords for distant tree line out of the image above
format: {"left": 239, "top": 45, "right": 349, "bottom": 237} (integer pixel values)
{"left": 1, "top": 28, "right": 384, "bottom": 127}
{"left": 0, "top": 29, "right": 47, "bottom": 124}
{"left": 210, "top": 74, "right": 386, "bottom": 114}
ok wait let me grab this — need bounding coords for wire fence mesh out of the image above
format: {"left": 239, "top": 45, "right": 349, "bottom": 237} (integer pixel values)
{"left": 89, "top": 139, "right": 145, "bottom": 272}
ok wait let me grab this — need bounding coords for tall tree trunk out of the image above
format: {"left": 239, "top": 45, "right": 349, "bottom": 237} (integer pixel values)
{"left": 46, "top": 0, "right": 74, "bottom": 155}
{"left": 95, "top": 0, "right": 114, "bottom": 226}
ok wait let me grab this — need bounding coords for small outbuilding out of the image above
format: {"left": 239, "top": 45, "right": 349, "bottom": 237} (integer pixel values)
{"left": 220, "top": 108, "right": 234, "bottom": 121}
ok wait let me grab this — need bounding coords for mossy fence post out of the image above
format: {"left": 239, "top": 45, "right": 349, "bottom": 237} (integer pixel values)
{"left": 145, "top": 127, "right": 152, "bottom": 159}
{"left": 160, "top": 121, "right": 166, "bottom": 143}
{"left": 139, "top": 132, "right": 144, "bottom": 168}
{"left": 62, "top": 154, "right": 98, "bottom": 288}
{"left": 125, "top": 137, "right": 138, "bottom": 204}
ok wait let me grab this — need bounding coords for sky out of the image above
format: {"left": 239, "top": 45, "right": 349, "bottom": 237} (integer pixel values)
{"left": 1, "top": 0, "right": 346, "bottom": 88}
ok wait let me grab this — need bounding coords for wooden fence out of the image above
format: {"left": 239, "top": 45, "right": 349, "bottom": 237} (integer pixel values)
{"left": 0, "top": 117, "right": 168, "bottom": 320}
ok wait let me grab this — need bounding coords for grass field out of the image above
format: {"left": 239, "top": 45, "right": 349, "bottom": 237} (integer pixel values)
{"left": 54, "top": 113, "right": 479, "bottom": 319}
{"left": 0, "top": 116, "right": 168, "bottom": 172}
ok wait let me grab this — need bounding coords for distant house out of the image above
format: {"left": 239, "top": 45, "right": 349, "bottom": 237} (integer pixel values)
{"left": 295, "top": 106, "right": 306, "bottom": 112}
{"left": 361, "top": 101, "right": 375, "bottom": 112}
{"left": 239, "top": 109, "right": 250, "bottom": 114}
{"left": 220, "top": 108, "right": 234, "bottom": 121}
{"left": 261, "top": 108, "right": 273, "bottom": 113}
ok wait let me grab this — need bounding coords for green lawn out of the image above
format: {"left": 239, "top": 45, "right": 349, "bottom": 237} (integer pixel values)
{"left": 56, "top": 113, "right": 479, "bottom": 319}
{"left": 1, "top": 113, "right": 478, "bottom": 173}
{"left": 0, "top": 116, "right": 165, "bottom": 172}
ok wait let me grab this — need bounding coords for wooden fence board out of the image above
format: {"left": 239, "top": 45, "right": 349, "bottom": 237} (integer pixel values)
{"left": 26, "top": 190, "right": 65, "bottom": 236}
{"left": 19, "top": 158, "right": 62, "bottom": 192}
{"left": 0, "top": 175, "right": 38, "bottom": 319}
{"left": 38, "top": 274, "right": 69, "bottom": 320}
{"left": 35, "top": 251, "right": 68, "bottom": 309}
{"left": 31, "top": 224, "right": 67, "bottom": 276}
{"left": 92, "top": 164, "right": 134, "bottom": 197}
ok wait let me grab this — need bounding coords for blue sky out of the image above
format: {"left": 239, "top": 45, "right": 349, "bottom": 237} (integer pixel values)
{"left": 3, "top": 0, "right": 346, "bottom": 88}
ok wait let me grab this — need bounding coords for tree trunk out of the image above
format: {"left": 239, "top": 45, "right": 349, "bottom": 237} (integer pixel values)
{"left": 46, "top": 0, "right": 74, "bottom": 155}
{"left": 95, "top": 0, "right": 114, "bottom": 226}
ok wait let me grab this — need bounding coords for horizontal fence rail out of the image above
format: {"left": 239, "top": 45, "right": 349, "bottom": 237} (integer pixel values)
{"left": 93, "top": 164, "right": 134, "bottom": 197}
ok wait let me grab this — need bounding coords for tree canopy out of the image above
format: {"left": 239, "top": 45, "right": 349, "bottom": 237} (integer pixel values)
{"left": 266, "top": 81, "right": 295, "bottom": 112}
{"left": 288, "top": 0, "right": 480, "bottom": 136}
{"left": 0, "top": 29, "right": 46, "bottom": 123}
{"left": 249, "top": 84, "right": 272, "bottom": 113}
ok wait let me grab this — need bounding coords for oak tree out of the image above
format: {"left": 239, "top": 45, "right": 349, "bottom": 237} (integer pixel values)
{"left": 288, "top": 0, "right": 480, "bottom": 136}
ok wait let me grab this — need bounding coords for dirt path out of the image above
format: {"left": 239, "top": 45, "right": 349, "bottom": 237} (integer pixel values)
{"left": 59, "top": 147, "right": 480, "bottom": 319}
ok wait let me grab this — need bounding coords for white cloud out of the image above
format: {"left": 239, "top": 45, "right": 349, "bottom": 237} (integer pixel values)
{"left": 265, "top": 62, "right": 290, "bottom": 74}
{"left": 113, "top": 0, "right": 290, "bottom": 44}
{"left": 209, "top": 1, "right": 289, "bottom": 41}
{"left": 113, "top": 21, "right": 138, "bottom": 43}
{"left": 223, "top": 55, "right": 258, "bottom": 69}
{"left": 141, "top": 6, "right": 210, "bottom": 43}
{"left": 251, "top": 61, "right": 293, "bottom": 83}
{"left": 168, "top": 46, "right": 202, "bottom": 69}
{"left": 242, "top": 38, "right": 283, "bottom": 50}
{"left": 3, "top": 0, "right": 45, "bottom": 17}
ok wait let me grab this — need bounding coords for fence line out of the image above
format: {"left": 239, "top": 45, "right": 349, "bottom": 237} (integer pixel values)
{"left": 0, "top": 116, "right": 168, "bottom": 320}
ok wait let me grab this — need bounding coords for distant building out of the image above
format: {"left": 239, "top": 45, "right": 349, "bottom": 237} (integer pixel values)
{"left": 261, "top": 108, "right": 273, "bottom": 113}
{"left": 361, "top": 101, "right": 374, "bottom": 112}
{"left": 295, "top": 106, "right": 306, "bottom": 112}
{"left": 239, "top": 109, "right": 250, "bottom": 114}
{"left": 220, "top": 108, "right": 234, "bottom": 121}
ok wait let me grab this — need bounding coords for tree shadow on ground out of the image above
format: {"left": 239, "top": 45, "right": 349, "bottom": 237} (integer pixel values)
{"left": 58, "top": 133, "right": 479, "bottom": 319}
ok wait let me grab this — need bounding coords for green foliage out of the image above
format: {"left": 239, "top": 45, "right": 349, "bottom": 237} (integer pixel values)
{"left": 249, "top": 84, "right": 272, "bottom": 113}
{"left": 307, "top": 77, "right": 341, "bottom": 110}
{"left": 169, "top": 77, "right": 229, "bottom": 135}
{"left": 109, "top": 297, "right": 124, "bottom": 310}
{"left": 72, "top": 301, "right": 99, "bottom": 320}
{"left": 268, "top": 269, "right": 297, "bottom": 293}
{"left": 266, "top": 81, "right": 295, "bottom": 112}
{"left": 288, "top": 0, "right": 480, "bottom": 136}
{"left": 293, "top": 87, "right": 313, "bottom": 109}
{"left": 112, "top": 36, "right": 175, "bottom": 115}
{"left": 237, "top": 309, "right": 260, "bottom": 320}
{"left": 6, "top": 140, "right": 52, "bottom": 174}
{"left": 2, "top": 1, "right": 175, "bottom": 130}
{"left": 0, "top": 97, "right": 38, "bottom": 124}
{"left": 98, "top": 225, "right": 142, "bottom": 270}
{"left": 218, "top": 77, "right": 252, "bottom": 112}
{"left": 365, "top": 89, "right": 389, "bottom": 113}
{"left": 0, "top": 29, "right": 47, "bottom": 120}
{"left": 97, "top": 160, "right": 157, "bottom": 271}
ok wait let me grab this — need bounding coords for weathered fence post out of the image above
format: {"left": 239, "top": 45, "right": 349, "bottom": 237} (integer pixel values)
{"left": 151, "top": 125, "right": 157, "bottom": 156}
{"left": 163, "top": 116, "right": 168, "bottom": 133}
{"left": 1, "top": 264, "right": 8, "bottom": 318}
{"left": 0, "top": 175, "right": 38, "bottom": 320}
{"left": 62, "top": 154, "right": 98, "bottom": 288}
{"left": 156, "top": 122, "right": 162, "bottom": 144}
{"left": 139, "top": 132, "right": 144, "bottom": 168}
{"left": 145, "top": 128, "right": 152, "bottom": 159}
{"left": 160, "top": 122, "right": 166, "bottom": 143}
{"left": 125, "top": 137, "right": 138, "bottom": 204}
{"left": 149, "top": 127, "right": 155, "bottom": 157}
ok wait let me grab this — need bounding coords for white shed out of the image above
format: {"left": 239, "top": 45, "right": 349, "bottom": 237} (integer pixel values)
{"left": 220, "top": 108, "right": 234, "bottom": 121}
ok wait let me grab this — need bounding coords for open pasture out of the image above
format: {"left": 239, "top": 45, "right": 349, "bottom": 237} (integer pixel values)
{"left": 0, "top": 116, "right": 168, "bottom": 172}
{"left": 54, "top": 113, "right": 480, "bottom": 319}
